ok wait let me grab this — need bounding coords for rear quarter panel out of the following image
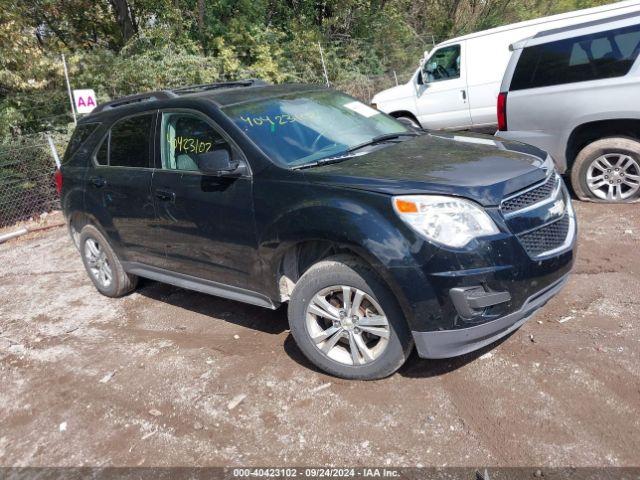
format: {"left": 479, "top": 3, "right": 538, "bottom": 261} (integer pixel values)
{"left": 60, "top": 126, "right": 102, "bottom": 229}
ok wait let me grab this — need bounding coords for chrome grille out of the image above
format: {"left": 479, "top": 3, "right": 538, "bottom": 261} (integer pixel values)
{"left": 517, "top": 215, "right": 571, "bottom": 257}
{"left": 502, "top": 174, "right": 559, "bottom": 214}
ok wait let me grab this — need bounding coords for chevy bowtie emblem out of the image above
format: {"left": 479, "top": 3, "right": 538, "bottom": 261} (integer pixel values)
{"left": 549, "top": 198, "right": 565, "bottom": 216}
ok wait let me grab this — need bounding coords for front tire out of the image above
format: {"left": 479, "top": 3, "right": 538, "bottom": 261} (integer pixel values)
{"left": 78, "top": 224, "right": 138, "bottom": 298}
{"left": 571, "top": 137, "right": 640, "bottom": 202}
{"left": 288, "top": 255, "right": 413, "bottom": 380}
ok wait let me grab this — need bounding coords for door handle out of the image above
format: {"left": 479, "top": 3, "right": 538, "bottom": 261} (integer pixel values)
{"left": 155, "top": 189, "right": 176, "bottom": 202}
{"left": 461, "top": 89, "right": 467, "bottom": 101}
{"left": 89, "top": 176, "right": 107, "bottom": 188}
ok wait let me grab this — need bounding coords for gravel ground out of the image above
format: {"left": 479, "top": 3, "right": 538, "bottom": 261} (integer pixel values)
{"left": 0, "top": 202, "right": 639, "bottom": 467}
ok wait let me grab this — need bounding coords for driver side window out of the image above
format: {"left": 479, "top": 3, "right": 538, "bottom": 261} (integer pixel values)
{"left": 161, "top": 113, "right": 230, "bottom": 171}
{"left": 423, "top": 45, "right": 461, "bottom": 83}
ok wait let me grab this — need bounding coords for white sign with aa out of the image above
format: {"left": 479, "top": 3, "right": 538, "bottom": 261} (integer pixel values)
{"left": 73, "top": 89, "right": 97, "bottom": 114}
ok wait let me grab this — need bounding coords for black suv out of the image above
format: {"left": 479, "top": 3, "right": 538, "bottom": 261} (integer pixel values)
{"left": 60, "top": 80, "right": 576, "bottom": 379}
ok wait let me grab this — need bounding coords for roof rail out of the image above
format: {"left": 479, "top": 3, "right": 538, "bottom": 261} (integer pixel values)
{"left": 91, "top": 90, "right": 177, "bottom": 114}
{"left": 172, "top": 79, "right": 268, "bottom": 95}
{"left": 90, "top": 79, "right": 268, "bottom": 114}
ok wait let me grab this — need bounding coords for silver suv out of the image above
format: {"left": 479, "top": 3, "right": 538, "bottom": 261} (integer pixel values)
{"left": 496, "top": 12, "right": 640, "bottom": 202}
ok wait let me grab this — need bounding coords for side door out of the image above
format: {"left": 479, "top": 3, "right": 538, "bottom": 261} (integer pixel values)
{"left": 415, "top": 42, "right": 472, "bottom": 130}
{"left": 85, "top": 112, "right": 165, "bottom": 266}
{"left": 150, "top": 110, "right": 259, "bottom": 290}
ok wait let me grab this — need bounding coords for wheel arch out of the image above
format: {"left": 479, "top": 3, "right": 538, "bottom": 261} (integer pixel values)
{"left": 274, "top": 238, "right": 416, "bottom": 331}
{"left": 65, "top": 208, "right": 124, "bottom": 257}
{"left": 566, "top": 119, "right": 640, "bottom": 172}
{"left": 257, "top": 200, "right": 419, "bottom": 324}
{"left": 389, "top": 110, "right": 420, "bottom": 127}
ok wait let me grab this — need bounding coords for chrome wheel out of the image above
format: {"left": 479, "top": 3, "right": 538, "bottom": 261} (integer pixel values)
{"left": 587, "top": 153, "right": 640, "bottom": 200}
{"left": 84, "top": 238, "right": 113, "bottom": 288}
{"left": 305, "top": 285, "right": 390, "bottom": 366}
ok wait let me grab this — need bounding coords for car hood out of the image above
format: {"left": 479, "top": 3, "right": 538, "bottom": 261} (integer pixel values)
{"left": 302, "top": 132, "right": 550, "bottom": 206}
{"left": 371, "top": 82, "right": 414, "bottom": 104}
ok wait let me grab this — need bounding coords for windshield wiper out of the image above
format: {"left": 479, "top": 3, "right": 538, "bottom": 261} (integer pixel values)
{"left": 291, "top": 132, "right": 419, "bottom": 171}
{"left": 291, "top": 153, "right": 355, "bottom": 170}
{"left": 346, "top": 132, "right": 419, "bottom": 154}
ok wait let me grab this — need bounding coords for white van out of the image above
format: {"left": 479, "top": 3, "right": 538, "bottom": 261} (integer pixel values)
{"left": 371, "top": 0, "right": 640, "bottom": 131}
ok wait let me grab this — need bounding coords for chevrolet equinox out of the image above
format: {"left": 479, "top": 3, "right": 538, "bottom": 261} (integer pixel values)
{"left": 59, "top": 80, "right": 577, "bottom": 379}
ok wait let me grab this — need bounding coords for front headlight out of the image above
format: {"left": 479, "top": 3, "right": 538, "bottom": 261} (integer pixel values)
{"left": 393, "top": 195, "right": 500, "bottom": 248}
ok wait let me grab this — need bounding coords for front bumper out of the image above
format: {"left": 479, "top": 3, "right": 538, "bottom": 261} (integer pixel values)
{"left": 412, "top": 273, "right": 568, "bottom": 358}
{"left": 382, "top": 174, "right": 576, "bottom": 357}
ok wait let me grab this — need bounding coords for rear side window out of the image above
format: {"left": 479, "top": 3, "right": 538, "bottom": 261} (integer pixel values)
{"left": 511, "top": 23, "right": 640, "bottom": 91}
{"left": 63, "top": 123, "right": 99, "bottom": 164}
{"left": 108, "top": 114, "right": 154, "bottom": 168}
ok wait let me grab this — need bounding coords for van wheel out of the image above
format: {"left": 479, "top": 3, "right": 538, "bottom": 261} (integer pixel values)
{"left": 287, "top": 255, "right": 413, "bottom": 380}
{"left": 78, "top": 224, "right": 138, "bottom": 298}
{"left": 571, "top": 137, "right": 640, "bottom": 202}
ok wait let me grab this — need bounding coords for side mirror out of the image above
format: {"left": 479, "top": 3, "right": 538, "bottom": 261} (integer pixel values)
{"left": 196, "top": 149, "right": 239, "bottom": 176}
{"left": 417, "top": 70, "right": 424, "bottom": 85}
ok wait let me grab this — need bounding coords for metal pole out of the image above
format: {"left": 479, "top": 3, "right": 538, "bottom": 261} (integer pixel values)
{"left": 47, "top": 135, "right": 61, "bottom": 169}
{"left": 0, "top": 228, "right": 29, "bottom": 245}
{"left": 393, "top": 70, "right": 399, "bottom": 86}
{"left": 61, "top": 54, "right": 77, "bottom": 125}
{"left": 318, "top": 42, "right": 330, "bottom": 88}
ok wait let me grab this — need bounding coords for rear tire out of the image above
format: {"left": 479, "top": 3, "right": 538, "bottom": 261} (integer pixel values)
{"left": 571, "top": 137, "right": 640, "bottom": 202}
{"left": 287, "top": 255, "right": 413, "bottom": 380}
{"left": 78, "top": 224, "right": 138, "bottom": 298}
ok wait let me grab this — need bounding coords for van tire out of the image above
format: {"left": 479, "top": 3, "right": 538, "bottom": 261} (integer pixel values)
{"left": 79, "top": 224, "right": 138, "bottom": 298}
{"left": 571, "top": 137, "right": 640, "bottom": 202}
{"left": 287, "top": 255, "right": 413, "bottom": 380}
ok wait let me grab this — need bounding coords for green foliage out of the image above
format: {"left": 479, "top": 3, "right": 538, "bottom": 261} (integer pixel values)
{"left": 0, "top": 0, "right": 615, "bottom": 225}
{"left": 0, "top": 0, "right": 618, "bottom": 141}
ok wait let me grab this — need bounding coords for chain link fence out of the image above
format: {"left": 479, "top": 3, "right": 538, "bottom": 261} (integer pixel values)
{"left": 0, "top": 131, "right": 71, "bottom": 228}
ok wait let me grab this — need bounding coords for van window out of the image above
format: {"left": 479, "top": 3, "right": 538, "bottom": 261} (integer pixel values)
{"left": 423, "top": 45, "right": 461, "bottom": 82}
{"left": 109, "top": 114, "right": 154, "bottom": 168}
{"left": 511, "top": 24, "right": 640, "bottom": 91}
{"left": 161, "top": 113, "right": 229, "bottom": 171}
{"left": 63, "top": 123, "right": 98, "bottom": 164}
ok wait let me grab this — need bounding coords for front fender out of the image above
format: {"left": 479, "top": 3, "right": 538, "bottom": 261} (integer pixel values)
{"left": 255, "top": 185, "right": 437, "bottom": 328}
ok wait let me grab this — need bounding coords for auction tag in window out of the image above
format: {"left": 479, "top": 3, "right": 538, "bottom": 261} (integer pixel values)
{"left": 344, "top": 101, "right": 379, "bottom": 118}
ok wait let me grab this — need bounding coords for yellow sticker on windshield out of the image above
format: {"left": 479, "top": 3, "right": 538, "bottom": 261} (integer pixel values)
{"left": 343, "top": 101, "right": 379, "bottom": 118}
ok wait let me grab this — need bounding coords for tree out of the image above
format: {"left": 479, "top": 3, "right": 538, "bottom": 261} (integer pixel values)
{"left": 109, "top": 0, "right": 138, "bottom": 45}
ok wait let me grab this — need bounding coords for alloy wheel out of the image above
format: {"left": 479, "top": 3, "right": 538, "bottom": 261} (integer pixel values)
{"left": 586, "top": 153, "right": 640, "bottom": 201}
{"left": 84, "top": 238, "right": 113, "bottom": 288}
{"left": 305, "top": 285, "right": 390, "bottom": 366}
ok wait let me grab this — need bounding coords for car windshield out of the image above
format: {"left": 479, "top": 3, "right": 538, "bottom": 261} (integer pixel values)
{"left": 223, "top": 90, "right": 408, "bottom": 168}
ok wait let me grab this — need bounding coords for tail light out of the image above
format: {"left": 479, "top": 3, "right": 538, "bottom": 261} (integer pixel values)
{"left": 497, "top": 92, "right": 508, "bottom": 131}
{"left": 54, "top": 168, "right": 63, "bottom": 195}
